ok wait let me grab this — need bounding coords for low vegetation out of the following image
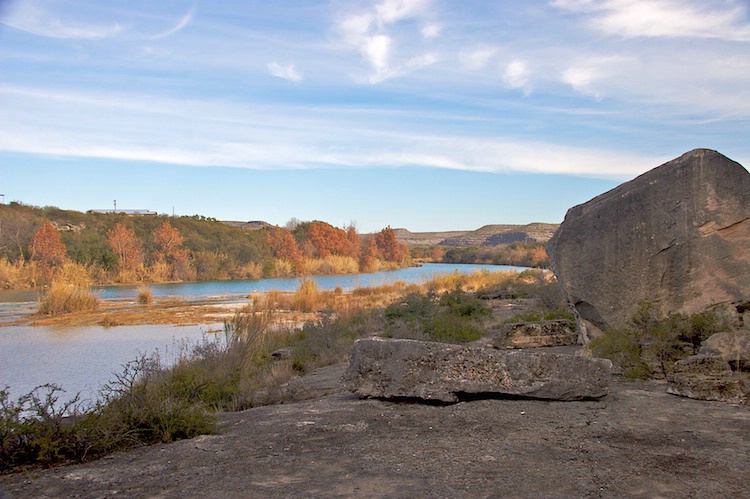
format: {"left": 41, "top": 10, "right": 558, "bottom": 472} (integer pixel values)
{"left": 589, "top": 301, "right": 733, "bottom": 379}
{"left": 1, "top": 269, "right": 563, "bottom": 473}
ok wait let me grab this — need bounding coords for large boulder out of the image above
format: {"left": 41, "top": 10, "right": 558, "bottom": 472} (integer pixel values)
{"left": 666, "top": 355, "right": 748, "bottom": 404}
{"left": 547, "top": 149, "right": 750, "bottom": 343}
{"left": 342, "top": 337, "right": 611, "bottom": 403}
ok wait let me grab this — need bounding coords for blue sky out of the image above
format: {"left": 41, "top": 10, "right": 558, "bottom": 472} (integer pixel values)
{"left": 1, "top": 0, "right": 748, "bottom": 232}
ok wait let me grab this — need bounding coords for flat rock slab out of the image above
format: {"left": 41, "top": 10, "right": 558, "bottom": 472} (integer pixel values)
{"left": 343, "top": 338, "right": 611, "bottom": 402}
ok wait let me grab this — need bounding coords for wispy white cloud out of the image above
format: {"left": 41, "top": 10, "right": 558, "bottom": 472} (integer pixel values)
{"left": 0, "top": 2, "right": 196, "bottom": 41}
{"left": 552, "top": 0, "right": 750, "bottom": 41}
{"left": 503, "top": 60, "right": 532, "bottom": 95}
{"left": 375, "top": 0, "right": 429, "bottom": 25}
{"left": 336, "top": 0, "right": 438, "bottom": 83}
{"left": 267, "top": 62, "right": 303, "bottom": 82}
{"left": 144, "top": 7, "right": 195, "bottom": 40}
{"left": 0, "top": 84, "right": 671, "bottom": 178}
{"left": 459, "top": 47, "right": 497, "bottom": 70}
{"left": 420, "top": 23, "right": 441, "bottom": 38}
{"left": 0, "top": 3, "right": 125, "bottom": 39}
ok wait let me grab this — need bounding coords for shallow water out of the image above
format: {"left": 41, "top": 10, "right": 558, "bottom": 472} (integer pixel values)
{"left": 0, "top": 324, "right": 220, "bottom": 404}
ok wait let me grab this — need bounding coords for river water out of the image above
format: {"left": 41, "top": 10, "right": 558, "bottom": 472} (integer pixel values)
{"left": 0, "top": 263, "right": 527, "bottom": 404}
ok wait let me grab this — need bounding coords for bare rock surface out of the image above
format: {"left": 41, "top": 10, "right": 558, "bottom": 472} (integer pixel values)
{"left": 666, "top": 355, "right": 749, "bottom": 404}
{"left": 547, "top": 149, "right": 750, "bottom": 342}
{"left": 493, "top": 319, "right": 577, "bottom": 349}
{"left": 700, "top": 330, "right": 750, "bottom": 370}
{"left": 3, "top": 366, "right": 750, "bottom": 498}
{"left": 342, "top": 338, "right": 611, "bottom": 402}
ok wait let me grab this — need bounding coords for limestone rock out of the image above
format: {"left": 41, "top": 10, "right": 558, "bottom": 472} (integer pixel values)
{"left": 699, "top": 331, "right": 750, "bottom": 370}
{"left": 342, "top": 337, "right": 611, "bottom": 403}
{"left": 666, "top": 355, "right": 748, "bottom": 404}
{"left": 492, "top": 320, "right": 577, "bottom": 349}
{"left": 547, "top": 149, "right": 750, "bottom": 343}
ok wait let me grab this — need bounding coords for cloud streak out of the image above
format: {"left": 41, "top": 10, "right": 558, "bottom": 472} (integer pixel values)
{"left": 267, "top": 62, "right": 303, "bottom": 82}
{"left": 145, "top": 7, "right": 195, "bottom": 40}
{"left": 0, "top": 84, "right": 671, "bottom": 178}
{"left": 553, "top": 0, "right": 750, "bottom": 41}
{"left": 0, "top": 3, "right": 125, "bottom": 39}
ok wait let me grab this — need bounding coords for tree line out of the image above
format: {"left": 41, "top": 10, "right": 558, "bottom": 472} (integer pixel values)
{"left": 0, "top": 203, "right": 411, "bottom": 289}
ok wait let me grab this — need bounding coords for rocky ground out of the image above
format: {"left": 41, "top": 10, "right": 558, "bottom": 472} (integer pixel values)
{"left": 3, "top": 363, "right": 749, "bottom": 498}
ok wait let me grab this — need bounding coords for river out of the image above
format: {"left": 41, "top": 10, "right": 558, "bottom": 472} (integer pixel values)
{"left": 0, "top": 263, "right": 528, "bottom": 404}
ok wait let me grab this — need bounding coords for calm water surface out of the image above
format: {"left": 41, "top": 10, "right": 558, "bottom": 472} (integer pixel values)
{"left": 0, "top": 263, "right": 528, "bottom": 403}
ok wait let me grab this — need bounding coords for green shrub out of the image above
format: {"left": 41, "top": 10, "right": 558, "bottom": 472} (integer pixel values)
{"left": 590, "top": 301, "right": 730, "bottom": 379}
{"left": 383, "top": 288, "right": 489, "bottom": 343}
{"left": 423, "top": 314, "right": 482, "bottom": 343}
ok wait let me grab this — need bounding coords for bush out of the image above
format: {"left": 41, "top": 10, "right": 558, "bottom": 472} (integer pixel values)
{"left": 590, "top": 301, "right": 731, "bottom": 379}
{"left": 383, "top": 287, "right": 490, "bottom": 343}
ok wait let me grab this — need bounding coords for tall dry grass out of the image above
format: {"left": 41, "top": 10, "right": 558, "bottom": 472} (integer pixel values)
{"left": 0, "top": 257, "right": 39, "bottom": 289}
{"left": 38, "top": 262, "right": 100, "bottom": 315}
{"left": 137, "top": 285, "right": 153, "bottom": 305}
{"left": 300, "top": 255, "right": 359, "bottom": 275}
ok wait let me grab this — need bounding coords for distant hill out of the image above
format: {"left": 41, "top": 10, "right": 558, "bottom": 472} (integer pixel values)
{"left": 394, "top": 223, "right": 559, "bottom": 248}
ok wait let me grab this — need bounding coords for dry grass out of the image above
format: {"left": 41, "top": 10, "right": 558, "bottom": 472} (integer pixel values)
{"left": 300, "top": 255, "right": 359, "bottom": 275}
{"left": 38, "top": 282, "right": 100, "bottom": 316}
{"left": 137, "top": 286, "right": 153, "bottom": 305}
{"left": 0, "top": 258, "right": 39, "bottom": 289}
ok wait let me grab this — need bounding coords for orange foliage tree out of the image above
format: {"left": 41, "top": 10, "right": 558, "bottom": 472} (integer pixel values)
{"left": 152, "top": 220, "right": 192, "bottom": 280}
{"left": 373, "top": 226, "right": 408, "bottom": 262}
{"left": 306, "top": 222, "right": 359, "bottom": 258}
{"left": 266, "top": 226, "right": 303, "bottom": 271}
{"left": 29, "top": 221, "right": 66, "bottom": 269}
{"left": 107, "top": 222, "right": 143, "bottom": 275}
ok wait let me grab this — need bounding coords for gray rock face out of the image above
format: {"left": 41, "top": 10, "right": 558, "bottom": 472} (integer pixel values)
{"left": 342, "top": 338, "right": 611, "bottom": 403}
{"left": 492, "top": 320, "right": 577, "bottom": 349}
{"left": 699, "top": 331, "right": 750, "bottom": 370}
{"left": 547, "top": 149, "right": 750, "bottom": 343}
{"left": 666, "top": 355, "right": 748, "bottom": 404}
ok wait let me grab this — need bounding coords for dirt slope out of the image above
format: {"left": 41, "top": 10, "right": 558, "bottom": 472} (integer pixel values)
{"left": 3, "top": 364, "right": 748, "bottom": 498}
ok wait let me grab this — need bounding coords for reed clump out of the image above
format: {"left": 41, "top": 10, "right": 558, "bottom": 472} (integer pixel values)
{"left": 38, "top": 263, "right": 100, "bottom": 315}
{"left": 136, "top": 285, "right": 153, "bottom": 305}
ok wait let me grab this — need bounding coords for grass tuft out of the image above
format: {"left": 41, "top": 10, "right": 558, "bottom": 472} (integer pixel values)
{"left": 136, "top": 286, "right": 153, "bottom": 305}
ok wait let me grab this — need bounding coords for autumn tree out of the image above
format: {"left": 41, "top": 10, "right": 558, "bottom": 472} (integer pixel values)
{"left": 266, "top": 226, "right": 302, "bottom": 272}
{"left": 29, "top": 221, "right": 66, "bottom": 268}
{"left": 152, "top": 220, "right": 192, "bottom": 280}
{"left": 346, "top": 224, "right": 360, "bottom": 258}
{"left": 306, "top": 222, "right": 358, "bottom": 259}
{"left": 359, "top": 239, "right": 379, "bottom": 272}
{"left": 373, "top": 226, "right": 408, "bottom": 262}
{"left": 107, "top": 222, "right": 143, "bottom": 278}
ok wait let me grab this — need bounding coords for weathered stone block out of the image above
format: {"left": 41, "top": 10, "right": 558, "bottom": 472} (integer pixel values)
{"left": 342, "top": 337, "right": 611, "bottom": 403}
{"left": 493, "top": 320, "right": 577, "bottom": 349}
{"left": 666, "top": 355, "right": 748, "bottom": 404}
{"left": 699, "top": 330, "right": 750, "bottom": 370}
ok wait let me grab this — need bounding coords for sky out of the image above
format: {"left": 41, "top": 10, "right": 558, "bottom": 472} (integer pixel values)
{"left": 1, "top": 0, "right": 748, "bottom": 232}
